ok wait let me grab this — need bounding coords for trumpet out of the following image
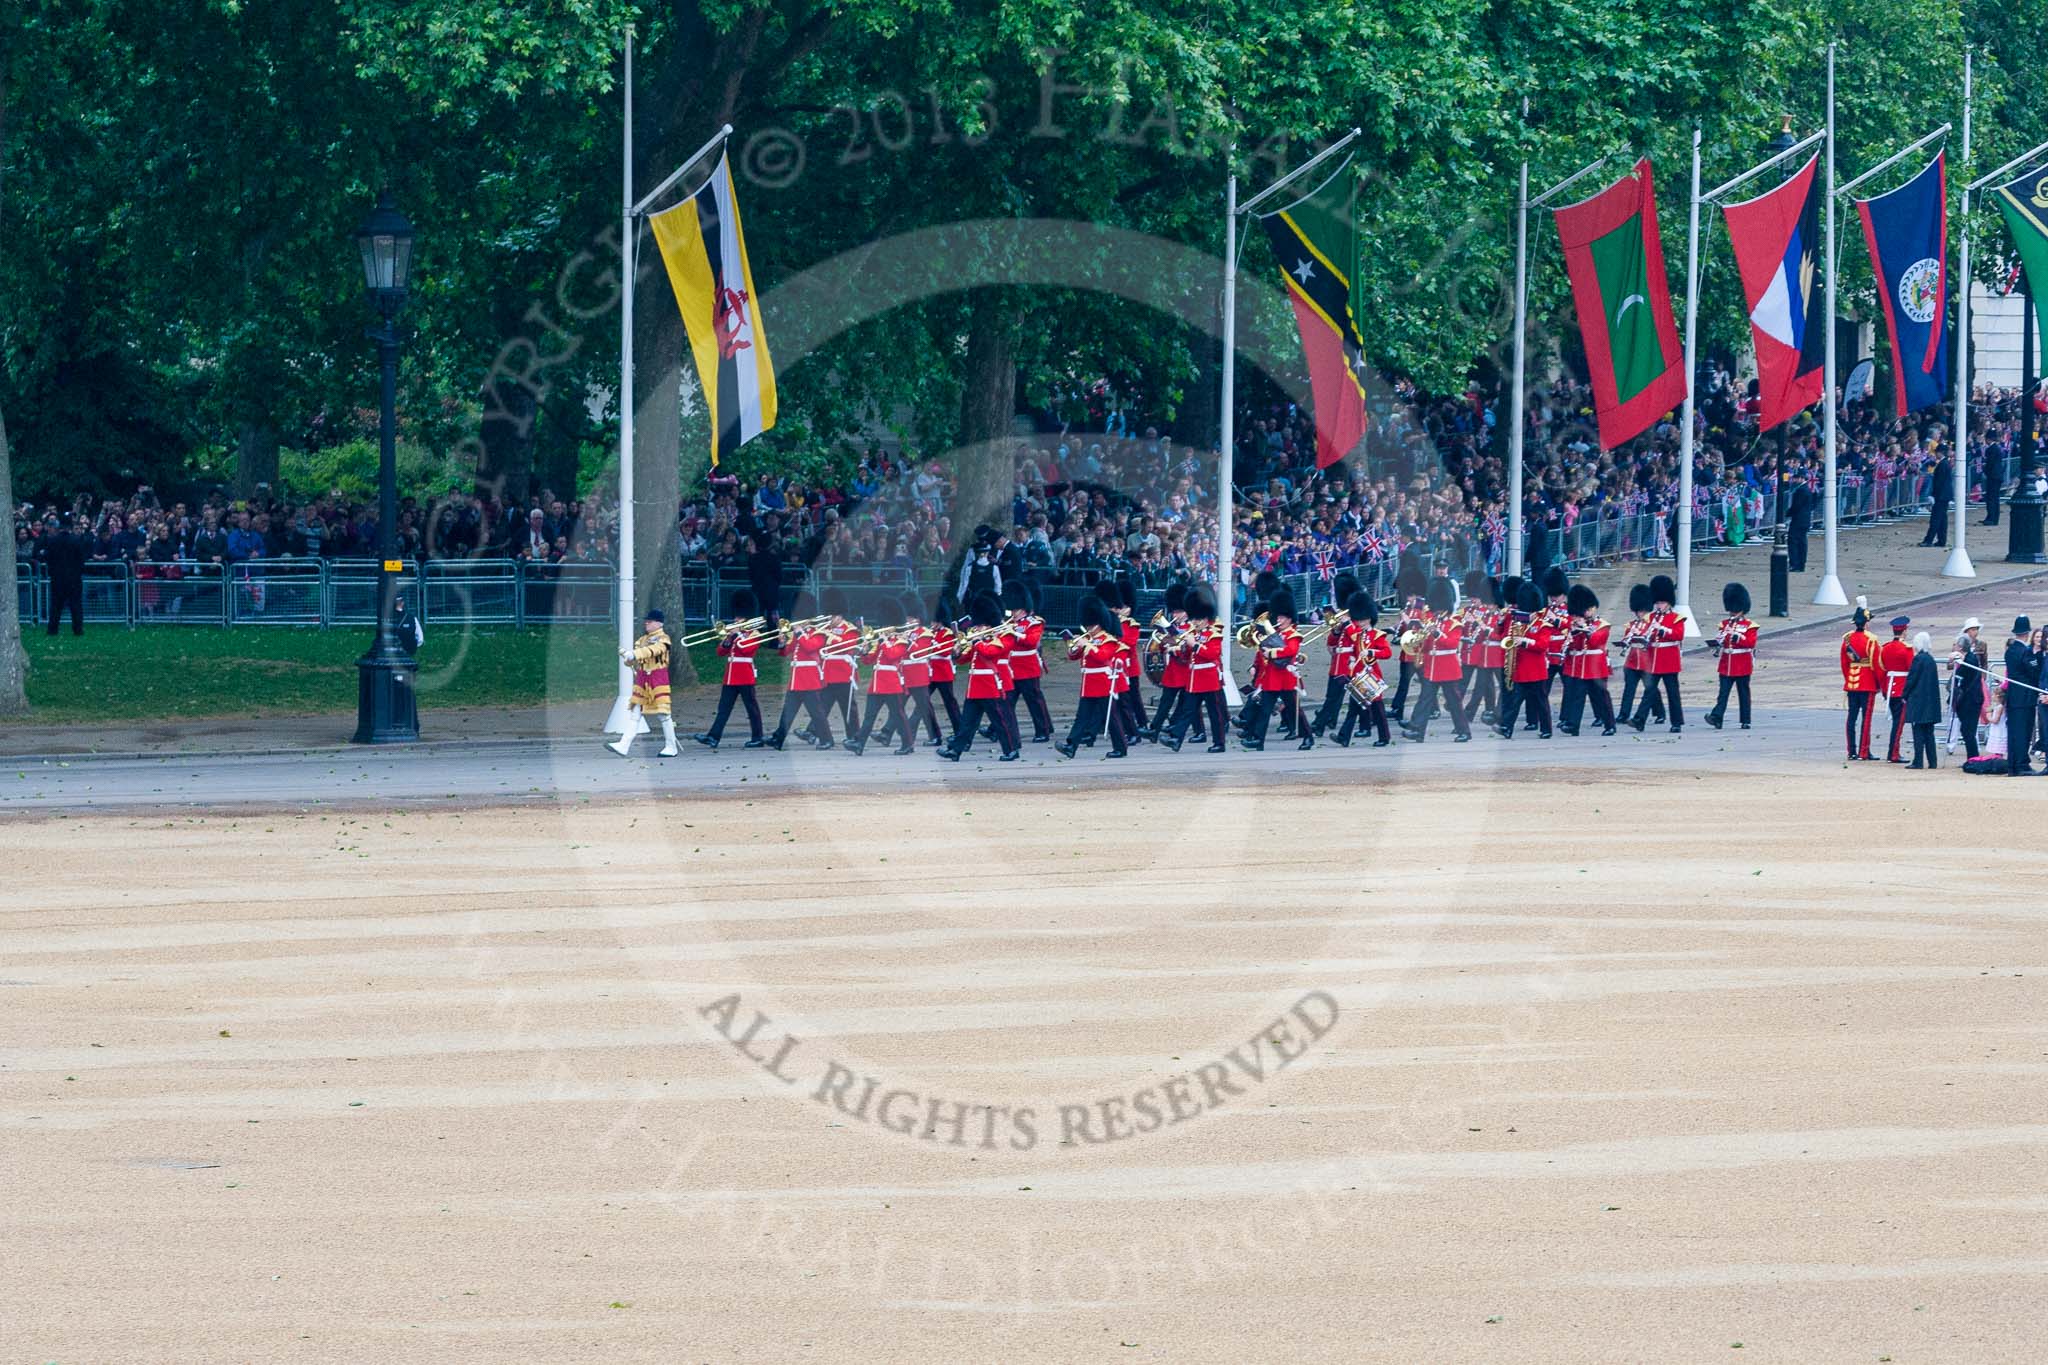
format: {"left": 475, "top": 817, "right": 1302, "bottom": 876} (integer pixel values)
{"left": 676, "top": 616, "right": 767, "bottom": 646}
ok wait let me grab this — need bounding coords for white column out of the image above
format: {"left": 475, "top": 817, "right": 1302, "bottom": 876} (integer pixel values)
{"left": 1508, "top": 152, "right": 1529, "bottom": 578}
{"left": 1814, "top": 43, "right": 1848, "bottom": 606}
{"left": 1218, "top": 170, "right": 1242, "bottom": 707}
{"left": 1943, "top": 47, "right": 1976, "bottom": 578}
{"left": 1676, "top": 128, "right": 1702, "bottom": 637}
{"left": 605, "top": 28, "right": 644, "bottom": 736}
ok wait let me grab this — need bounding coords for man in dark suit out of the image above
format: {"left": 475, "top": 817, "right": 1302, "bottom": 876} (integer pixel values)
{"left": 34, "top": 516, "right": 89, "bottom": 636}
{"left": 2004, "top": 616, "right": 2038, "bottom": 776}
{"left": 1921, "top": 465, "right": 1952, "bottom": 547}
{"left": 1785, "top": 465, "right": 1812, "bottom": 573}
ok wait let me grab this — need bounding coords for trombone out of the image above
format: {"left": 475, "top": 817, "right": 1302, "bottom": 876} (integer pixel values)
{"left": 676, "top": 616, "right": 767, "bottom": 647}
{"left": 1296, "top": 606, "right": 1350, "bottom": 646}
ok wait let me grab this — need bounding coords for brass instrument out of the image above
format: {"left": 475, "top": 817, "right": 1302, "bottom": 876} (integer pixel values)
{"left": 676, "top": 615, "right": 766, "bottom": 646}
{"left": 1501, "top": 613, "right": 1533, "bottom": 675}
{"left": 1296, "top": 606, "right": 1351, "bottom": 646}
{"left": 950, "top": 623, "right": 1012, "bottom": 655}
{"left": 772, "top": 612, "right": 835, "bottom": 644}
{"left": 1233, "top": 612, "right": 1274, "bottom": 650}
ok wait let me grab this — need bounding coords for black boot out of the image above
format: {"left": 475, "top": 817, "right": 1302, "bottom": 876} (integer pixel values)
{"left": 743, "top": 736, "right": 768, "bottom": 748}
{"left": 692, "top": 732, "right": 718, "bottom": 749}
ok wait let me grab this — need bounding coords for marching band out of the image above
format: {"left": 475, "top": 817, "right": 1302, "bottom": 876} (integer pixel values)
{"left": 608, "top": 569, "right": 1765, "bottom": 764}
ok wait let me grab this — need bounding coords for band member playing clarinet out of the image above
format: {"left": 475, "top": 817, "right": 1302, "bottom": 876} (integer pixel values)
{"left": 1558, "top": 584, "right": 1616, "bottom": 736}
{"left": 1616, "top": 583, "right": 1666, "bottom": 727}
{"left": 1161, "top": 586, "right": 1227, "bottom": 752}
{"left": 692, "top": 590, "right": 768, "bottom": 750}
{"left": 1055, "top": 595, "right": 1130, "bottom": 760}
{"left": 1704, "top": 582, "right": 1758, "bottom": 731}
{"left": 1403, "top": 577, "right": 1471, "bottom": 743}
{"left": 1334, "top": 591, "right": 1394, "bottom": 748}
{"left": 1458, "top": 571, "right": 1501, "bottom": 728}
{"left": 1625, "top": 574, "right": 1683, "bottom": 734}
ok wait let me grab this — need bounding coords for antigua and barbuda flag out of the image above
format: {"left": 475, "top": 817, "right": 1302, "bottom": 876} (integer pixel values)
{"left": 649, "top": 152, "right": 777, "bottom": 465}
{"left": 1260, "top": 167, "right": 1368, "bottom": 469}
{"left": 1855, "top": 152, "right": 1949, "bottom": 419}
{"left": 1551, "top": 158, "right": 1687, "bottom": 450}
{"left": 1721, "top": 153, "right": 1827, "bottom": 431}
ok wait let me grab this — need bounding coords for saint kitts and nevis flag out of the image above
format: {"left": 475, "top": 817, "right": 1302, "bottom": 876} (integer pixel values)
{"left": 1993, "top": 159, "right": 2048, "bottom": 303}
{"left": 1722, "top": 153, "right": 1827, "bottom": 431}
{"left": 1260, "top": 169, "right": 1369, "bottom": 469}
{"left": 1856, "top": 153, "right": 1949, "bottom": 419}
{"left": 649, "top": 152, "right": 777, "bottom": 465}
{"left": 1551, "top": 158, "right": 1688, "bottom": 450}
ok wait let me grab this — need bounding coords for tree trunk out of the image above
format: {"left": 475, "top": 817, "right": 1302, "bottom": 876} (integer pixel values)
{"left": 0, "top": 397, "right": 28, "bottom": 716}
{"left": 477, "top": 375, "right": 535, "bottom": 505}
{"left": 630, "top": 256, "right": 697, "bottom": 685}
{"left": 234, "top": 421, "right": 279, "bottom": 497}
{"left": 953, "top": 290, "right": 1020, "bottom": 543}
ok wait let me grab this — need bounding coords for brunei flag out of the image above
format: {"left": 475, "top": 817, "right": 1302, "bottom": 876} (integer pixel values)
{"left": 1260, "top": 171, "right": 1368, "bottom": 469}
{"left": 649, "top": 152, "right": 776, "bottom": 465}
{"left": 1722, "top": 153, "right": 1827, "bottom": 432}
{"left": 1993, "top": 159, "right": 2048, "bottom": 306}
{"left": 1552, "top": 158, "right": 1687, "bottom": 450}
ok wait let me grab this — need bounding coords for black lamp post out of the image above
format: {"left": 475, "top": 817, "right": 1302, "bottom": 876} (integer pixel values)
{"left": 2008, "top": 278, "right": 2044, "bottom": 563}
{"left": 350, "top": 189, "right": 421, "bottom": 744}
{"left": 1767, "top": 116, "right": 1797, "bottom": 617}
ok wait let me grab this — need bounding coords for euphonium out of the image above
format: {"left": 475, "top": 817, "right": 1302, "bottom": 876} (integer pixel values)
{"left": 1234, "top": 612, "right": 1273, "bottom": 649}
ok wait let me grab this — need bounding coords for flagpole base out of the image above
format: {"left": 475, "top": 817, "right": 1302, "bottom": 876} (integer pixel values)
{"left": 1812, "top": 573, "right": 1849, "bottom": 607}
{"left": 1940, "top": 546, "right": 1977, "bottom": 579}
{"left": 1223, "top": 675, "right": 1244, "bottom": 709}
{"left": 604, "top": 690, "right": 650, "bottom": 737}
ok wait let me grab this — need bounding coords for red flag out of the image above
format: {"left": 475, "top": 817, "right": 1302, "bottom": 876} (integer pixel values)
{"left": 1722, "top": 154, "right": 1827, "bottom": 430}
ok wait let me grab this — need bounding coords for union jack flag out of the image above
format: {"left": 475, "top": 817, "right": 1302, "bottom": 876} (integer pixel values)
{"left": 1362, "top": 530, "right": 1385, "bottom": 560}
{"left": 1311, "top": 547, "right": 1335, "bottom": 581}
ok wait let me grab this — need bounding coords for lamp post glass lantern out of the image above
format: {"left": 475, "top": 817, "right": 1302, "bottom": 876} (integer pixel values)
{"left": 350, "top": 190, "right": 421, "bottom": 743}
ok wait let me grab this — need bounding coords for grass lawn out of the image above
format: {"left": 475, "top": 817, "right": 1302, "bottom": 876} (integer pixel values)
{"left": 12, "top": 626, "right": 779, "bottom": 724}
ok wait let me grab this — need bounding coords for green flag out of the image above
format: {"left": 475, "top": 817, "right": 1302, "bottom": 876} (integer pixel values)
{"left": 1993, "top": 162, "right": 2048, "bottom": 301}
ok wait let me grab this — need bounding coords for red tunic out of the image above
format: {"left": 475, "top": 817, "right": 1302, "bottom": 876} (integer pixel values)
{"left": 900, "top": 629, "right": 933, "bottom": 689}
{"left": 1715, "top": 616, "right": 1758, "bottom": 678}
{"left": 1876, "top": 637, "right": 1915, "bottom": 700}
{"left": 1183, "top": 628, "right": 1223, "bottom": 695}
{"left": 1327, "top": 620, "right": 1359, "bottom": 679}
{"left": 822, "top": 625, "right": 859, "bottom": 685}
{"left": 1620, "top": 617, "right": 1654, "bottom": 672}
{"left": 784, "top": 629, "right": 828, "bottom": 693}
{"left": 1006, "top": 616, "right": 1045, "bottom": 681}
{"left": 963, "top": 636, "right": 1009, "bottom": 701}
{"left": 1542, "top": 603, "right": 1569, "bottom": 668}
{"left": 1420, "top": 618, "right": 1464, "bottom": 683}
{"left": 1510, "top": 621, "right": 1556, "bottom": 685}
{"left": 1256, "top": 625, "right": 1302, "bottom": 692}
{"left": 864, "top": 636, "right": 909, "bottom": 695}
{"left": 1840, "top": 630, "right": 1881, "bottom": 693}
{"left": 717, "top": 628, "right": 763, "bottom": 687}
{"left": 1069, "top": 632, "right": 1122, "bottom": 698}
{"left": 1472, "top": 609, "right": 1506, "bottom": 669}
{"left": 1159, "top": 620, "right": 1193, "bottom": 689}
{"left": 1115, "top": 618, "right": 1140, "bottom": 694}
{"left": 1642, "top": 610, "right": 1683, "bottom": 675}
{"left": 1355, "top": 627, "right": 1393, "bottom": 681}
{"left": 927, "top": 626, "right": 957, "bottom": 684}
{"left": 1563, "top": 619, "right": 1612, "bottom": 681}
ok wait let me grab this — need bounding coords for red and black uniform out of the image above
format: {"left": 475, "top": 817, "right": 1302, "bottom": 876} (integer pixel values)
{"left": 1162, "top": 625, "right": 1226, "bottom": 752}
{"left": 1148, "top": 617, "right": 1197, "bottom": 738}
{"left": 1388, "top": 601, "right": 1429, "bottom": 722}
{"left": 1877, "top": 628, "right": 1916, "bottom": 762}
{"left": 1626, "top": 607, "right": 1684, "bottom": 732}
{"left": 1406, "top": 615, "right": 1472, "bottom": 742}
{"left": 817, "top": 622, "right": 863, "bottom": 741}
{"left": 1497, "top": 616, "right": 1559, "bottom": 738}
{"left": 1705, "top": 616, "right": 1759, "bottom": 730}
{"left": 1115, "top": 613, "right": 1147, "bottom": 738}
{"left": 1241, "top": 622, "right": 1304, "bottom": 749}
{"left": 1308, "top": 613, "right": 1359, "bottom": 737}
{"left": 1559, "top": 617, "right": 1616, "bottom": 734}
{"left": 942, "top": 634, "right": 1020, "bottom": 760}
{"left": 1459, "top": 604, "right": 1502, "bottom": 727}
{"left": 701, "top": 623, "right": 767, "bottom": 746}
{"left": 1058, "top": 630, "right": 1132, "bottom": 758}
{"left": 923, "top": 622, "right": 962, "bottom": 735}
{"left": 768, "top": 626, "right": 834, "bottom": 749}
{"left": 1005, "top": 614, "right": 1053, "bottom": 742}
{"left": 1617, "top": 615, "right": 1667, "bottom": 726}
{"left": 1840, "top": 623, "right": 1882, "bottom": 759}
{"left": 848, "top": 634, "right": 915, "bottom": 755}
{"left": 1336, "top": 624, "right": 1395, "bottom": 747}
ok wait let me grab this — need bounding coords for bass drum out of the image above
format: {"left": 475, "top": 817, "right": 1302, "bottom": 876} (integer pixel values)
{"left": 1144, "top": 650, "right": 1168, "bottom": 686}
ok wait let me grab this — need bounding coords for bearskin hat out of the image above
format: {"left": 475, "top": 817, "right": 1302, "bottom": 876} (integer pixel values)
{"left": 1426, "top": 576, "right": 1457, "bottom": 614}
{"left": 1462, "top": 569, "right": 1490, "bottom": 606}
{"left": 1000, "top": 581, "right": 1027, "bottom": 611}
{"left": 1164, "top": 582, "right": 1186, "bottom": 614}
{"left": 1347, "top": 589, "right": 1378, "bottom": 624}
{"left": 1269, "top": 588, "right": 1299, "bottom": 622}
{"left": 1567, "top": 584, "right": 1599, "bottom": 616}
{"left": 1723, "top": 582, "right": 1751, "bottom": 615}
{"left": 1183, "top": 585, "right": 1218, "bottom": 622}
{"left": 1332, "top": 573, "right": 1359, "bottom": 607}
{"left": 968, "top": 592, "right": 1003, "bottom": 628}
{"left": 1500, "top": 575, "right": 1524, "bottom": 612}
{"left": 1078, "top": 594, "right": 1111, "bottom": 633}
{"left": 928, "top": 590, "right": 949, "bottom": 622}
{"left": 1252, "top": 570, "right": 1282, "bottom": 604}
{"left": 729, "top": 588, "right": 759, "bottom": 617}
{"left": 1628, "top": 582, "right": 1652, "bottom": 614}
{"left": 1395, "top": 559, "right": 1428, "bottom": 599}
{"left": 823, "top": 587, "right": 849, "bottom": 615}
{"left": 1648, "top": 574, "right": 1677, "bottom": 606}
{"left": 1541, "top": 565, "right": 1570, "bottom": 600}
{"left": 1515, "top": 578, "right": 1545, "bottom": 613}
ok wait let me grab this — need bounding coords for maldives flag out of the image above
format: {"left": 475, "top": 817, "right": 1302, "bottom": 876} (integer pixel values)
{"left": 1260, "top": 171, "right": 1368, "bottom": 468}
{"left": 1722, "top": 153, "right": 1827, "bottom": 430}
{"left": 1856, "top": 152, "right": 1949, "bottom": 418}
{"left": 1552, "top": 158, "right": 1687, "bottom": 449}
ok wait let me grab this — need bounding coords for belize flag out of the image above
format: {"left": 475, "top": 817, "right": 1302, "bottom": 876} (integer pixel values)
{"left": 1722, "top": 154, "right": 1826, "bottom": 430}
{"left": 1855, "top": 153, "right": 1949, "bottom": 418}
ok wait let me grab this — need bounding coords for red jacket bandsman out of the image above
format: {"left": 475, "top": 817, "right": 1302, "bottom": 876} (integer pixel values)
{"left": 1509, "top": 615, "right": 1556, "bottom": 685}
{"left": 1714, "top": 613, "right": 1758, "bottom": 679}
{"left": 1006, "top": 613, "right": 1045, "bottom": 682}
{"left": 1563, "top": 615, "right": 1612, "bottom": 681}
{"left": 1182, "top": 623, "right": 1223, "bottom": 694}
{"left": 1876, "top": 625, "right": 1915, "bottom": 700}
{"left": 1068, "top": 628, "right": 1124, "bottom": 697}
{"left": 717, "top": 621, "right": 764, "bottom": 687}
{"left": 783, "top": 624, "right": 828, "bottom": 692}
{"left": 1840, "top": 622, "right": 1881, "bottom": 692}
{"left": 1641, "top": 604, "right": 1683, "bottom": 675}
{"left": 927, "top": 622, "right": 957, "bottom": 685}
{"left": 862, "top": 633, "right": 910, "bottom": 695}
{"left": 961, "top": 632, "right": 1009, "bottom": 701}
{"left": 1421, "top": 614, "right": 1464, "bottom": 683}
{"left": 822, "top": 620, "right": 860, "bottom": 687}
{"left": 1256, "top": 622, "right": 1303, "bottom": 692}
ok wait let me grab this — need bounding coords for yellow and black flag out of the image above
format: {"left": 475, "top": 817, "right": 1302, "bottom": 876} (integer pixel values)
{"left": 649, "top": 152, "right": 776, "bottom": 465}
{"left": 1260, "top": 168, "right": 1368, "bottom": 469}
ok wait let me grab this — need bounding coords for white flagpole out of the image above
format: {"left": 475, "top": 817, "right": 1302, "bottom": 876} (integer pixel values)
{"left": 1509, "top": 133, "right": 1529, "bottom": 579}
{"left": 606, "top": 27, "right": 644, "bottom": 737}
{"left": 1676, "top": 127, "right": 1702, "bottom": 637}
{"left": 1943, "top": 46, "right": 1976, "bottom": 578}
{"left": 1218, "top": 167, "right": 1242, "bottom": 707}
{"left": 1815, "top": 42, "right": 1848, "bottom": 606}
